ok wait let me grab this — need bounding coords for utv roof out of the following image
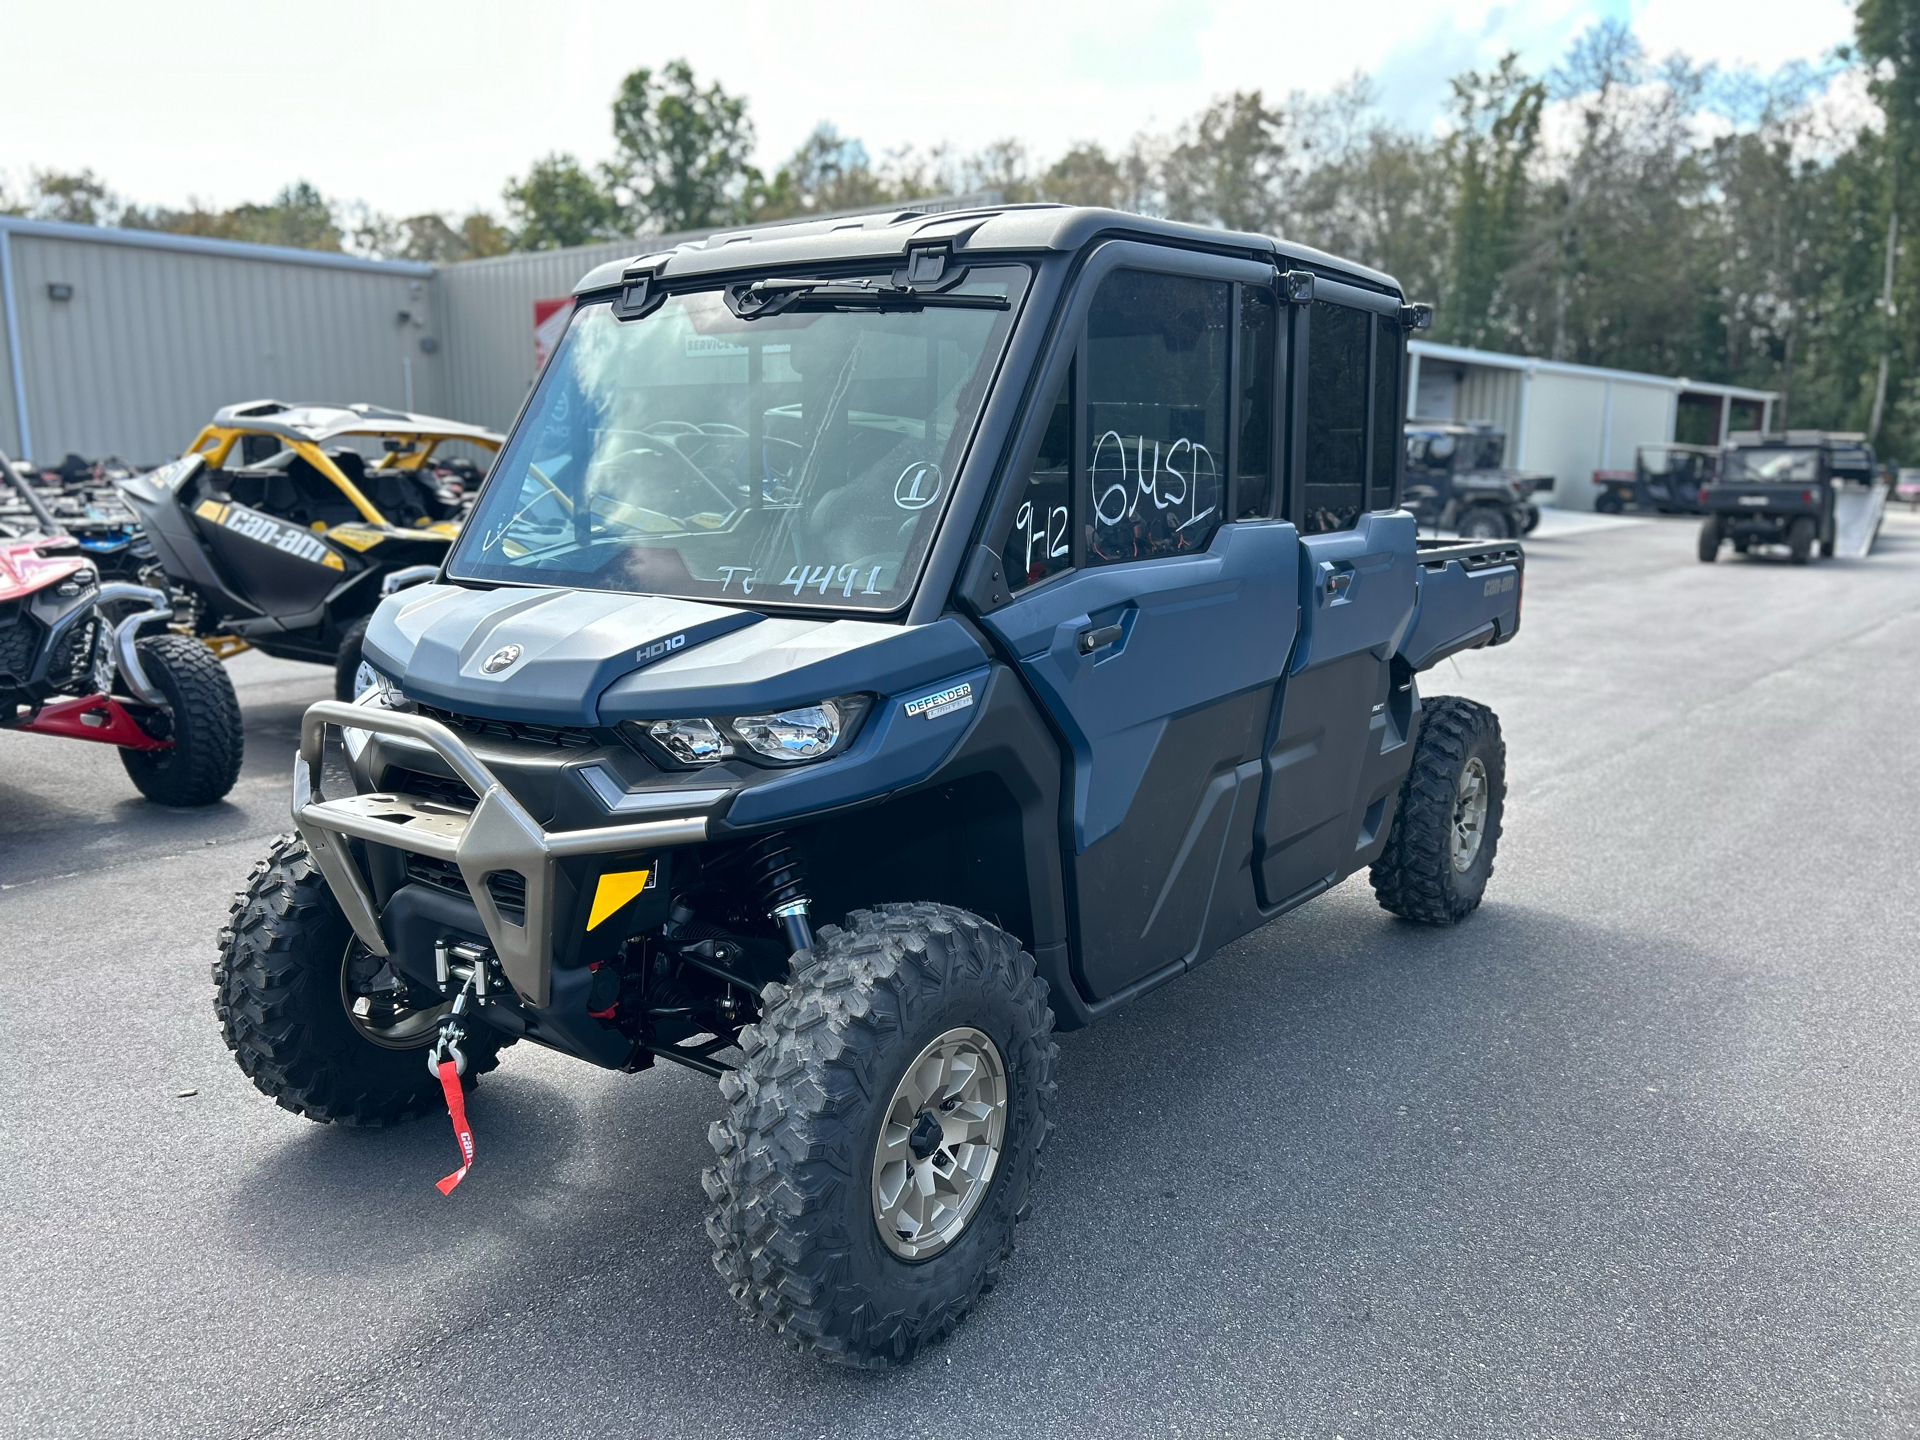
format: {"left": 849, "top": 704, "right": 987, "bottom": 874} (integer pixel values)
{"left": 207, "top": 400, "right": 505, "bottom": 448}
{"left": 572, "top": 204, "right": 1405, "bottom": 299}
{"left": 1406, "top": 418, "right": 1503, "bottom": 436}
{"left": 1727, "top": 430, "right": 1868, "bottom": 448}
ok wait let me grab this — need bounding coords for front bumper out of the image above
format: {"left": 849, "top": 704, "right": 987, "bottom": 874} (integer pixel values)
{"left": 292, "top": 700, "right": 708, "bottom": 1007}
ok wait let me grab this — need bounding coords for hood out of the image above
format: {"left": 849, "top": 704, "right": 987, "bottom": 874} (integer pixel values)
{"left": 364, "top": 582, "right": 994, "bottom": 729}
{"left": 0, "top": 538, "right": 88, "bottom": 604}
{"left": 364, "top": 584, "right": 762, "bottom": 725}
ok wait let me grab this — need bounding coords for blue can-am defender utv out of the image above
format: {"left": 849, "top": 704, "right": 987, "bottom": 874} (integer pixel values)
{"left": 215, "top": 205, "right": 1526, "bottom": 1367}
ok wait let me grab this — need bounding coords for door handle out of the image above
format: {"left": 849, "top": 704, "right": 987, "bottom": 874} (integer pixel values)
{"left": 1077, "top": 623, "right": 1124, "bottom": 655}
{"left": 1325, "top": 571, "right": 1353, "bottom": 596}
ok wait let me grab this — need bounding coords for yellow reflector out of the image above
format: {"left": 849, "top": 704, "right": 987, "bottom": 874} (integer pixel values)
{"left": 587, "top": 869, "right": 651, "bottom": 930}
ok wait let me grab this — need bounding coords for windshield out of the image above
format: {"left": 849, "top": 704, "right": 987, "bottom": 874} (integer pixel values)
{"left": 448, "top": 266, "right": 1029, "bottom": 609}
{"left": 1723, "top": 448, "right": 1818, "bottom": 483}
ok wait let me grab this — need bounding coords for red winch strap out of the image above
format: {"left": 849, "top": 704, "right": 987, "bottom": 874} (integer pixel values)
{"left": 434, "top": 1060, "right": 474, "bottom": 1195}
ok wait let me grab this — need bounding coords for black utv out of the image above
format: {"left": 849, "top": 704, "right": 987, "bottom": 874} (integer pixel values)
{"left": 215, "top": 205, "right": 1528, "bottom": 1369}
{"left": 1592, "top": 443, "right": 1716, "bottom": 515}
{"left": 1699, "top": 430, "right": 1875, "bottom": 564}
{"left": 1403, "top": 420, "right": 1553, "bottom": 538}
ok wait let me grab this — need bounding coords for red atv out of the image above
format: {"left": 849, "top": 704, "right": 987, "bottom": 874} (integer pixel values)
{"left": 3, "top": 469, "right": 242, "bottom": 806}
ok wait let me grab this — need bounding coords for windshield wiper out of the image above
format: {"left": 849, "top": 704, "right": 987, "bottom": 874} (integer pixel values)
{"left": 732, "top": 277, "right": 1010, "bottom": 318}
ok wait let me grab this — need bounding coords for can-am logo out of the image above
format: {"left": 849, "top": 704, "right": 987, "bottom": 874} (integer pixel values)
{"left": 481, "top": 644, "right": 523, "bottom": 674}
{"left": 637, "top": 633, "right": 687, "bottom": 664}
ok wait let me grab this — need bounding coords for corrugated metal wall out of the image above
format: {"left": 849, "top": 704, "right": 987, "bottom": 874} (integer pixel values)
{"left": 0, "top": 232, "right": 22, "bottom": 458}
{"left": 1, "top": 221, "right": 436, "bottom": 465}
{"left": 1455, "top": 366, "right": 1524, "bottom": 458}
{"left": 436, "top": 240, "right": 637, "bottom": 436}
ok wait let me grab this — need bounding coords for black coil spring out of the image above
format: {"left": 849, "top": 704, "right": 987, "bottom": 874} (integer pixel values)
{"left": 740, "top": 833, "right": 808, "bottom": 911}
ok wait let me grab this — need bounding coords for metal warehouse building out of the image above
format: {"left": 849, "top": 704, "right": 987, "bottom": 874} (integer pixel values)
{"left": 0, "top": 217, "right": 439, "bottom": 463}
{"left": 1409, "top": 340, "right": 1777, "bottom": 510}
{"left": 1, "top": 213, "right": 1777, "bottom": 510}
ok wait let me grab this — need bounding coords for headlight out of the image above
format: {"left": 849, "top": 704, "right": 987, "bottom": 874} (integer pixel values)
{"left": 625, "top": 695, "right": 868, "bottom": 768}
{"left": 733, "top": 701, "right": 844, "bottom": 762}
{"left": 354, "top": 662, "right": 407, "bottom": 708}
{"left": 645, "top": 717, "right": 733, "bottom": 764}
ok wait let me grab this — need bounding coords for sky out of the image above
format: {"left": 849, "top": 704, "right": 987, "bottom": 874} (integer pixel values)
{"left": 0, "top": 0, "right": 1859, "bottom": 220}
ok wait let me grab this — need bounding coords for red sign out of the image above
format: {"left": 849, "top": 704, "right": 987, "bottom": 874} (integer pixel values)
{"left": 533, "top": 297, "right": 572, "bottom": 375}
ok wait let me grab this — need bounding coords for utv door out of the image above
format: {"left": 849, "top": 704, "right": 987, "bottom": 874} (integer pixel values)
{"left": 978, "top": 246, "right": 1296, "bottom": 1001}
{"left": 1255, "top": 294, "right": 1417, "bottom": 907}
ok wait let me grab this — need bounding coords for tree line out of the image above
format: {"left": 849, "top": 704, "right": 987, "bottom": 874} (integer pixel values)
{"left": 6, "top": 0, "right": 1919, "bottom": 458}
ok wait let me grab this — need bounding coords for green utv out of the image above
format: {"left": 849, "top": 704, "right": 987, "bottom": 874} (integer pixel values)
{"left": 215, "top": 205, "right": 1526, "bottom": 1367}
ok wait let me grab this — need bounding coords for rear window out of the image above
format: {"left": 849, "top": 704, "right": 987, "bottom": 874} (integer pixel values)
{"left": 1723, "top": 449, "right": 1818, "bottom": 483}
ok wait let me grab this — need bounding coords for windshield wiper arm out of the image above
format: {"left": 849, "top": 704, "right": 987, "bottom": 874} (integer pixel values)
{"left": 733, "top": 277, "right": 1009, "bottom": 318}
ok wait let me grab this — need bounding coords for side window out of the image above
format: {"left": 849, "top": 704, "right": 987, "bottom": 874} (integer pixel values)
{"left": 1302, "top": 299, "right": 1368, "bottom": 534}
{"left": 1370, "top": 318, "right": 1403, "bottom": 511}
{"left": 1085, "top": 271, "right": 1229, "bottom": 566}
{"left": 1002, "top": 365, "right": 1073, "bottom": 590}
{"left": 1236, "top": 287, "right": 1277, "bottom": 518}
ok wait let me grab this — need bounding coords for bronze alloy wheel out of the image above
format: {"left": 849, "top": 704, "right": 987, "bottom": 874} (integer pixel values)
{"left": 871, "top": 1026, "right": 1008, "bottom": 1260}
{"left": 1451, "top": 755, "right": 1490, "bottom": 873}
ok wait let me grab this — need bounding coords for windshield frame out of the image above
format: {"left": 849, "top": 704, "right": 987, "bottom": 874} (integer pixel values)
{"left": 444, "top": 261, "right": 1035, "bottom": 619}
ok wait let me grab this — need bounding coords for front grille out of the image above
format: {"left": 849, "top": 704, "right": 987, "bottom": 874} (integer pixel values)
{"left": 47, "top": 616, "right": 98, "bottom": 693}
{"left": 487, "top": 871, "right": 527, "bottom": 919}
{"left": 382, "top": 766, "right": 478, "bottom": 807}
{"left": 400, "top": 852, "right": 525, "bottom": 922}
{"left": 418, "top": 703, "right": 597, "bottom": 750}
{"left": 0, "top": 604, "right": 41, "bottom": 684}
{"left": 404, "top": 852, "right": 469, "bottom": 899}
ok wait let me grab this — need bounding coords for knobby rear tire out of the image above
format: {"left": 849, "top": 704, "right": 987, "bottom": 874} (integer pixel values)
{"left": 703, "top": 903, "right": 1056, "bottom": 1368}
{"left": 1697, "top": 517, "right": 1721, "bottom": 562}
{"left": 1370, "top": 696, "right": 1506, "bottom": 925}
{"left": 1788, "top": 516, "right": 1816, "bottom": 565}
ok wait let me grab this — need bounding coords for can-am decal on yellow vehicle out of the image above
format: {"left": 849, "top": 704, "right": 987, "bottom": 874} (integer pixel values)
{"left": 114, "top": 400, "right": 503, "bottom": 698}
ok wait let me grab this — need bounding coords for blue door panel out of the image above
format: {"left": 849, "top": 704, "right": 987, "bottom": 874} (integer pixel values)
{"left": 1257, "top": 511, "right": 1418, "bottom": 905}
{"left": 981, "top": 521, "right": 1299, "bottom": 1000}
{"left": 980, "top": 521, "right": 1300, "bottom": 853}
{"left": 1294, "top": 510, "right": 1418, "bottom": 671}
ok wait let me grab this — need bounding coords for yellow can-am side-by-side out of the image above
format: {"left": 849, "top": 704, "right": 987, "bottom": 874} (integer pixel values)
{"left": 116, "top": 401, "right": 502, "bottom": 698}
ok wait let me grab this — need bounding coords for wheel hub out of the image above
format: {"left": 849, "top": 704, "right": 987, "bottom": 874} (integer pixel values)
{"left": 871, "top": 1027, "right": 1007, "bottom": 1261}
{"left": 1451, "top": 756, "right": 1489, "bottom": 873}
{"left": 907, "top": 1110, "right": 945, "bottom": 1160}
{"left": 340, "top": 939, "right": 452, "bottom": 1050}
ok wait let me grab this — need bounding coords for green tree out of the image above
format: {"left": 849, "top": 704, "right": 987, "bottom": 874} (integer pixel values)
{"left": 1853, "top": 0, "right": 1920, "bottom": 444}
{"left": 19, "top": 168, "right": 121, "bottom": 225}
{"left": 754, "top": 126, "right": 893, "bottom": 219}
{"left": 1283, "top": 81, "right": 1450, "bottom": 305}
{"left": 1038, "top": 143, "right": 1130, "bottom": 208}
{"left": 126, "top": 181, "right": 344, "bottom": 250}
{"left": 502, "top": 154, "right": 626, "bottom": 250}
{"left": 1437, "top": 55, "right": 1543, "bottom": 350}
{"left": 1161, "top": 91, "right": 1290, "bottom": 232}
{"left": 609, "top": 60, "right": 758, "bottom": 232}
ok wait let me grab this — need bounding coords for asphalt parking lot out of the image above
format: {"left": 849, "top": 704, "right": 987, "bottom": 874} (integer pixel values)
{"left": 4, "top": 510, "right": 1918, "bottom": 1440}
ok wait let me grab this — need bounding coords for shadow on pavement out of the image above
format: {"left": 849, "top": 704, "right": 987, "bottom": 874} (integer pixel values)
{"left": 227, "top": 892, "right": 1911, "bottom": 1437}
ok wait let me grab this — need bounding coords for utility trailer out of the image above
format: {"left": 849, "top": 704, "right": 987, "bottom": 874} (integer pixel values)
{"left": 213, "top": 204, "right": 1527, "bottom": 1369}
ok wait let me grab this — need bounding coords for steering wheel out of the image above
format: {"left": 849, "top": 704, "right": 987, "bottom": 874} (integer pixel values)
{"left": 587, "top": 444, "right": 737, "bottom": 526}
